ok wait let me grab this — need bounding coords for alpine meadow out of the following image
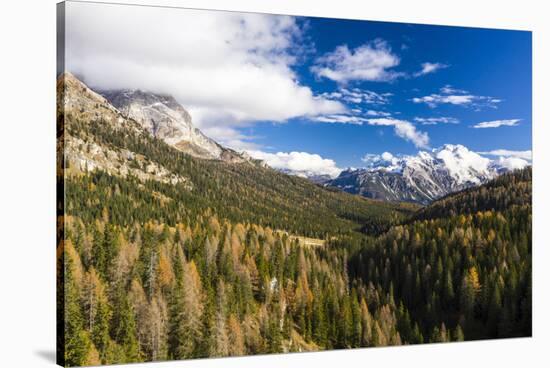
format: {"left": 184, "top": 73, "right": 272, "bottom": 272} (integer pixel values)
{"left": 57, "top": 2, "right": 532, "bottom": 366}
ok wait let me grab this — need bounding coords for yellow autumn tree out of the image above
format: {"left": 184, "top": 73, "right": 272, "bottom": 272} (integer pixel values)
{"left": 227, "top": 314, "right": 245, "bottom": 356}
{"left": 157, "top": 246, "right": 174, "bottom": 289}
{"left": 468, "top": 266, "right": 481, "bottom": 293}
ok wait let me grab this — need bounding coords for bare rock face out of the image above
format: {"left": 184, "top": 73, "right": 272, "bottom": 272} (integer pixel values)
{"left": 58, "top": 72, "right": 192, "bottom": 188}
{"left": 57, "top": 72, "right": 136, "bottom": 131}
{"left": 100, "top": 89, "right": 247, "bottom": 163}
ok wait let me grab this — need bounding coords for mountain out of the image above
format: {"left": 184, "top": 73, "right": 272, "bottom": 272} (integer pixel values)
{"left": 58, "top": 72, "right": 415, "bottom": 238}
{"left": 58, "top": 72, "right": 416, "bottom": 365}
{"left": 99, "top": 89, "right": 247, "bottom": 163}
{"left": 325, "top": 144, "right": 525, "bottom": 205}
{"left": 412, "top": 166, "right": 532, "bottom": 221}
{"left": 58, "top": 72, "right": 531, "bottom": 365}
{"left": 58, "top": 72, "right": 191, "bottom": 185}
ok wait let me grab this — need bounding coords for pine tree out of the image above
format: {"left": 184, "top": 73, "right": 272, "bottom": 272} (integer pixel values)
{"left": 64, "top": 243, "right": 93, "bottom": 366}
{"left": 453, "top": 325, "right": 465, "bottom": 341}
{"left": 210, "top": 280, "right": 229, "bottom": 357}
{"left": 111, "top": 286, "right": 140, "bottom": 362}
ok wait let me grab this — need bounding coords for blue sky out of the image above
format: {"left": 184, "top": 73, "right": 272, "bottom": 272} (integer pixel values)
{"left": 67, "top": 3, "right": 532, "bottom": 176}
{"left": 239, "top": 18, "right": 532, "bottom": 168}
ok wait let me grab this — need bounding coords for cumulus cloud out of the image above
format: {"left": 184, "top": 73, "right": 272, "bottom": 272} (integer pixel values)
{"left": 311, "top": 39, "right": 403, "bottom": 83}
{"left": 247, "top": 150, "right": 342, "bottom": 178}
{"left": 381, "top": 151, "right": 394, "bottom": 161}
{"left": 414, "top": 62, "right": 448, "bottom": 77}
{"left": 412, "top": 85, "right": 501, "bottom": 109}
{"left": 478, "top": 149, "right": 532, "bottom": 160}
{"left": 472, "top": 119, "right": 521, "bottom": 129}
{"left": 366, "top": 118, "right": 430, "bottom": 148}
{"left": 496, "top": 157, "right": 530, "bottom": 170}
{"left": 414, "top": 117, "right": 459, "bottom": 125}
{"left": 65, "top": 3, "right": 344, "bottom": 132}
{"left": 477, "top": 149, "right": 531, "bottom": 170}
{"left": 361, "top": 151, "right": 400, "bottom": 168}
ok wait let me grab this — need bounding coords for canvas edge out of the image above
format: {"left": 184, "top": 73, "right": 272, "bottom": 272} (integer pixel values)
{"left": 56, "top": 2, "right": 66, "bottom": 367}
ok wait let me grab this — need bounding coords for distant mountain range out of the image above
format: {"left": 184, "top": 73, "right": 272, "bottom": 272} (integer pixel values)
{"left": 322, "top": 144, "right": 528, "bottom": 204}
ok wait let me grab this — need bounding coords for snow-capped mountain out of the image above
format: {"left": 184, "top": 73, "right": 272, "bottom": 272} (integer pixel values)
{"left": 100, "top": 90, "right": 247, "bottom": 163}
{"left": 325, "top": 144, "right": 529, "bottom": 204}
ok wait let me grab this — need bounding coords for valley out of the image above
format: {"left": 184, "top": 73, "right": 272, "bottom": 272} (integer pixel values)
{"left": 58, "top": 73, "right": 532, "bottom": 366}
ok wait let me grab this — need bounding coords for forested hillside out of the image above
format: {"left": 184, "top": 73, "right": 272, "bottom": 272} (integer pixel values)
{"left": 412, "top": 168, "right": 531, "bottom": 221}
{"left": 347, "top": 167, "right": 532, "bottom": 342}
{"left": 60, "top": 72, "right": 414, "bottom": 239}
{"left": 58, "top": 74, "right": 531, "bottom": 366}
{"left": 63, "top": 119, "right": 414, "bottom": 237}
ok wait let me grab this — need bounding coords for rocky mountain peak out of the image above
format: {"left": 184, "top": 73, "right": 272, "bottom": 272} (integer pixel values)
{"left": 100, "top": 89, "right": 249, "bottom": 163}
{"left": 58, "top": 73, "right": 256, "bottom": 165}
{"left": 58, "top": 72, "right": 116, "bottom": 113}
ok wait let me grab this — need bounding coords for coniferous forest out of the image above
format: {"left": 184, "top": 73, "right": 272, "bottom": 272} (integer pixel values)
{"left": 57, "top": 74, "right": 532, "bottom": 366}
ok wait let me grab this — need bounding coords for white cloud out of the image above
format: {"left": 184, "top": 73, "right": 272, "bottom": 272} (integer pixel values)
{"left": 414, "top": 62, "right": 448, "bottom": 77}
{"left": 478, "top": 149, "right": 532, "bottom": 160}
{"left": 496, "top": 157, "right": 530, "bottom": 170}
{"left": 412, "top": 86, "right": 501, "bottom": 109}
{"left": 313, "top": 115, "right": 430, "bottom": 148}
{"left": 440, "top": 85, "right": 467, "bottom": 94}
{"left": 362, "top": 153, "right": 387, "bottom": 164}
{"left": 381, "top": 151, "right": 394, "bottom": 161}
{"left": 311, "top": 39, "right": 402, "bottom": 83}
{"left": 247, "top": 150, "right": 342, "bottom": 178}
{"left": 366, "top": 118, "right": 430, "bottom": 148}
{"left": 321, "top": 88, "right": 391, "bottom": 105}
{"left": 366, "top": 110, "right": 392, "bottom": 117}
{"left": 200, "top": 126, "right": 260, "bottom": 151}
{"left": 312, "top": 115, "right": 367, "bottom": 124}
{"left": 472, "top": 119, "right": 521, "bottom": 129}
{"left": 361, "top": 151, "right": 398, "bottom": 167}
{"left": 360, "top": 151, "right": 402, "bottom": 170}
{"left": 65, "top": 3, "right": 344, "bottom": 132}
{"left": 478, "top": 149, "right": 531, "bottom": 170}
{"left": 414, "top": 117, "right": 459, "bottom": 125}
{"left": 412, "top": 94, "right": 475, "bottom": 107}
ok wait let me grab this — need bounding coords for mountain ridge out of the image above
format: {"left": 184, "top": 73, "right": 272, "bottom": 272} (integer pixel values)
{"left": 58, "top": 72, "right": 416, "bottom": 238}
{"left": 324, "top": 144, "right": 530, "bottom": 205}
{"left": 99, "top": 88, "right": 250, "bottom": 163}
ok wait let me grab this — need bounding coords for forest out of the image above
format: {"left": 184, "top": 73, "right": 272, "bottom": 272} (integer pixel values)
{"left": 57, "top": 77, "right": 531, "bottom": 366}
{"left": 59, "top": 167, "right": 531, "bottom": 366}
